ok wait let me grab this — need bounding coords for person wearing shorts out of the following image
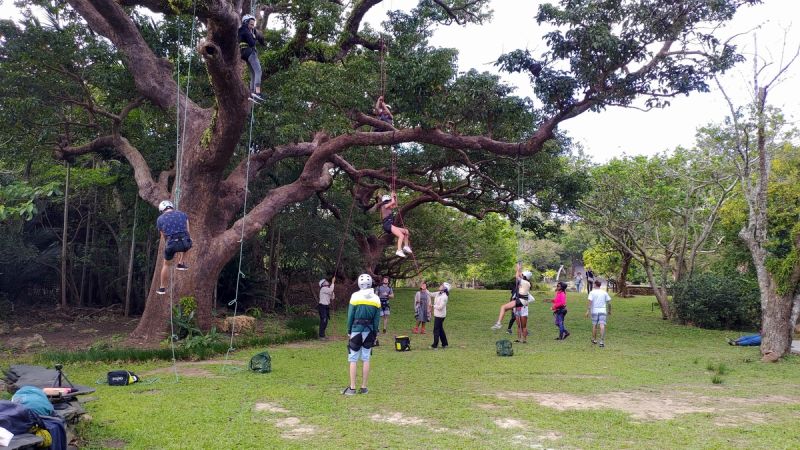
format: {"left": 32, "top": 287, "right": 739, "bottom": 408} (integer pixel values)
{"left": 379, "top": 192, "right": 412, "bottom": 258}
{"left": 375, "top": 276, "right": 394, "bottom": 334}
{"left": 155, "top": 200, "right": 192, "bottom": 295}
{"left": 586, "top": 280, "right": 612, "bottom": 347}
{"left": 492, "top": 262, "right": 532, "bottom": 330}
{"left": 343, "top": 274, "right": 381, "bottom": 395}
{"left": 514, "top": 302, "right": 531, "bottom": 344}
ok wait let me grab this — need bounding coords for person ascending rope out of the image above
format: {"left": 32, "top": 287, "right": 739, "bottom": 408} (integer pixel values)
{"left": 374, "top": 96, "right": 393, "bottom": 125}
{"left": 379, "top": 191, "right": 412, "bottom": 258}
{"left": 239, "top": 14, "right": 265, "bottom": 104}
{"left": 491, "top": 262, "right": 533, "bottom": 330}
{"left": 156, "top": 200, "right": 193, "bottom": 295}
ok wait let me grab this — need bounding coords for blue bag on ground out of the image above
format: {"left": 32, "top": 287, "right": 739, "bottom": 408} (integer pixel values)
{"left": 12, "top": 386, "right": 54, "bottom": 416}
{"left": 0, "top": 399, "right": 44, "bottom": 435}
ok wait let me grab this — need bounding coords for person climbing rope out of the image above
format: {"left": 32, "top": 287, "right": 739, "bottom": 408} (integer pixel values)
{"left": 374, "top": 95, "right": 393, "bottom": 125}
{"left": 379, "top": 192, "right": 412, "bottom": 258}
{"left": 156, "top": 200, "right": 193, "bottom": 295}
{"left": 239, "top": 14, "right": 265, "bottom": 103}
{"left": 491, "top": 262, "right": 533, "bottom": 330}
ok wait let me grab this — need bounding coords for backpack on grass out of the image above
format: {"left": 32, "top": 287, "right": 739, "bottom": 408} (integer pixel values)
{"left": 496, "top": 339, "right": 513, "bottom": 357}
{"left": 107, "top": 370, "right": 140, "bottom": 386}
{"left": 249, "top": 351, "right": 272, "bottom": 373}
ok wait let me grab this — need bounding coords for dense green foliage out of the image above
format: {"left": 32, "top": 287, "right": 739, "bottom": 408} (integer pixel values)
{"left": 672, "top": 273, "right": 761, "bottom": 330}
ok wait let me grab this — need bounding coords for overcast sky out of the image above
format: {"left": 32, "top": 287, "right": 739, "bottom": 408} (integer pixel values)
{"left": 2, "top": 0, "right": 798, "bottom": 162}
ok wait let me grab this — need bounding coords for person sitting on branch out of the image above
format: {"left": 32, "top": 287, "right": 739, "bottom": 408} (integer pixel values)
{"left": 379, "top": 191, "right": 412, "bottom": 258}
{"left": 239, "top": 14, "right": 266, "bottom": 103}
{"left": 155, "top": 200, "right": 193, "bottom": 295}
{"left": 374, "top": 95, "right": 393, "bottom": 125}
{"left": 491, "top": 262, "right": 533, "bottom": 330}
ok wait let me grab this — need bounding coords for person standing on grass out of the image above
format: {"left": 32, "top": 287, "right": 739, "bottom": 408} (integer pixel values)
{"left": 575, "top": 271, "right": 583, "bottom": 293}
{"left": 514, "top": 303, "right": 530, "bottom": 344}
{"left": 413, "top": 282, "right": 432, "bottom": 334}
{"left": 545, "top": 281, "right": 569, "bottom": 340}
{"left": 431, "top": 282, "right": 450, "bottom": 349}
{"left": 375, "top": 276, "right": 394, "bottom": 334}
{"left": 318, "top": 277, "right": 335, "bottom": 340}
{"left": 586, "top": 280, "right": 611, "bottom": 347}
{"left": 156, "top": 200, "right": 192, "bottom": 295}
{"left": 343, "top": 274, "right": 381, "bottom": 396}
{"left": 585, "top": 268, "right": 595, "bottom": 294}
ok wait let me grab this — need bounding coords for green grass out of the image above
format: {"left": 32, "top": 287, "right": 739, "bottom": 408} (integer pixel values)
{"left": 10, "top": 289, "right": 800, "bottom": 449}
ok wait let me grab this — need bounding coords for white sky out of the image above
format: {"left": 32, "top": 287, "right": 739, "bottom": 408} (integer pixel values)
{"left": 2, "top": 0, "right": 798, "bottom": 162}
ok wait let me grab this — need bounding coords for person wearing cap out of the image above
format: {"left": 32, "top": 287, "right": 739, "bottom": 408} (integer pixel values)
{"left": 546, "top": 281, "right": 570, "bottom": 340}
{"left": 343, "top": 274, "right": 382, "bottom": 395}
{"left": 431, "top": 282, "right": 450, "bottom": 349}
{"left": 379, "top": 191, "right": 413, "bottom": 258}
{"left": 239, "top": 14, "right": 266, "bottom": 103}
{"left": 491, "top": 262, "right": 533, "bottom": 330}
{"left": 374, "top": 95, "right": 393, "bottom": 125}
{"left": 318, "top": 277, "right": 335, "bottom": 340}
{"left": 155, "top": 200, "right": 192, "bottom": 295}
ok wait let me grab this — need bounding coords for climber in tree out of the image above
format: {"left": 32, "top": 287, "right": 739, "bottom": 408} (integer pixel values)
{"left": 156, "top": 200, "right": 193, "bottom": 295}
{"left": 379, "top": 191, "right": 412, "bottom": 258}
{"left": 239, "top": 14, "right": 266, "bottom": 103}
{"left": 374, "top": 95, "right": 393, "bottom": 125}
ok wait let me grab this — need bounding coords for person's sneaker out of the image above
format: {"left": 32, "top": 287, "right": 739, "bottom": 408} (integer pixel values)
{"left": 420, "top": 329, "right": 426, "bottom": 334}
{"left": 441, "top": 345, "right": 448, "bottom": 349}
{"left": 156, "top": 287, "right": 166, "bottom": 295}
{"left": 395, "top": 249, "right": 407, "bottom": 258}
{"left": 506, "top": 328, "right": 513, "bottom": 335}
{"left": 248, "top": 96, "right": 261, "bottom": 104}
{"left": 382, "top": 328, "right": 387, "bottom": 334}
{"left": 491, "top": 322, "right": 502, "bottom": 330}
{"left": 599, "top": 341, "right": 605, "bottom": 348}
{"left": 727, "top": 338, "right": 734, "bottom": 346}
{"left": 430, "top": 345, "right": 438, "bottom": 349}
{"left": 591, "top": 339, "right": 597, "bottom": 345}
{"left": 413, "top": 327, "right": 419, "bottom": 334}
{"left": 342, "top": 387, "right": 357, "bottom": 396}
{"left": 554, "top": 336, "right": 562, "bottom": 340}
{"left": 514, "top": 339, "right": 521, "bottom": 343}
{"left": 562, "top": 331, "right": 570, "bottom": 340}
{"left": 251, "top": 93, "right": 266, "bottom": 102}
{"left": 402, "top": 245, "right": 413, "bottom": 254}
{"left": 176, "top": 263, "right": 188, "bottom": 271}
{"left": 358, "top": 387, "right": 368, "bottom": 394}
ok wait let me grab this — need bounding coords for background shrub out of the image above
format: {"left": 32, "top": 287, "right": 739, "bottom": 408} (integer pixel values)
{"left": 672, "top": 273, "right": 760, "bottom": 330}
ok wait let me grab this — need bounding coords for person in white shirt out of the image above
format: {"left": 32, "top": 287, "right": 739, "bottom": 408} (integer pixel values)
{"left": 491, "top": 262, "right": 532, "bottom": 330}
{"left": 431, "top": 283, "right": 450, "bottom": 349}
{"left": 585, "top": 280, "right": 612, "bottom": 347}
{"left": 318, "top": 278, "right": 335, "bottom": 339}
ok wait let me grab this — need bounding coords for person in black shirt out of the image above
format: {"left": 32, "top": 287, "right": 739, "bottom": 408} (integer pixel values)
{"left": 239, "top": 14, "right": 266, "bottom": 103}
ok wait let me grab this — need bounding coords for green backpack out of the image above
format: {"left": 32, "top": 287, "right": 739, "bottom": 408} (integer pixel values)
{"left": 249, "top": 351, "right": 272, "bottom": 373}
{"left": 496, "top": 339, "right": 513, "bottom": 357}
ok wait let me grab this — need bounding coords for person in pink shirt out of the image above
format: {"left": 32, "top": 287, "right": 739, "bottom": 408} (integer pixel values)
{"left": 545, "top": 281, "right": 570, "bottom": 340}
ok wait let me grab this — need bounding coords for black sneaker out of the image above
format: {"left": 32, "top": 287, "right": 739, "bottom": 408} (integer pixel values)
{"left": 506, "top": 328, "right": 513, "bottom": 335}
{"left": 358, "top": 387, "right": 368, "bottom": 394}
{"left": 176, "top": 263, "right": 188, "bottom": 271}
{"left": 342, "top": 387, "right": 357, "bottom": 396}
{"left": 599, "top": 342, "right": 605, "bottom": 348}
{"left": 156, "top": 287, "right": 166, "bottom": 295}
{"left": 591, "top": 339, "right": 597, "bottom": 345}
{"left": 430, "top": 345, "right": 438, "bottom": 349}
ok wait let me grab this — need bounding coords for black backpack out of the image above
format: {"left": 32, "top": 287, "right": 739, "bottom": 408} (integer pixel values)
{"left": 107, "top": 370, "right": 140, "bottom": 386}
{"left": 496, "top": 339, "right": 514, "bottom": 357}
{"left": 394, "top": 336, "right": 411, "bottom": 351}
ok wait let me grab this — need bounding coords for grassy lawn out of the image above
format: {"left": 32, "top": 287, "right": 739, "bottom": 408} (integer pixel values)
{"left": 17, "top": 289, "right": 800, "bottom": 449}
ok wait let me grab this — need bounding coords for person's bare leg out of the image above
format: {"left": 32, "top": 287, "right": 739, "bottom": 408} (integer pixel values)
{"left": 390, "top": 225, "right": 405, "bottom": 251}
{"left": 160, "top": 260, "right": 171, "bottom": 289}
{"left": 361, "top": 361, "right": 370, "bottom": 389}
{"left": 495, "top": 301, "right": 515, "bottom": 324}
{"left": 382, "top": 315, "right": 389, "bottom": 333}
{"left": 349, "top": 362, "right": 357, "bottom": 389}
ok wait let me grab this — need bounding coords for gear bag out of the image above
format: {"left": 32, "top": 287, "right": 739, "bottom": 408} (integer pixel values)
{"left": 107, "top": 370, "right": 140, "bottom": 386}
{"left": 496, "top": 339, "right": 514, "bottom": 357}
{"left": 249, "top": 351, "right": 272, "bottom": 373}
{"left": 394, "top": 335, "right": 410, "bottom": 351}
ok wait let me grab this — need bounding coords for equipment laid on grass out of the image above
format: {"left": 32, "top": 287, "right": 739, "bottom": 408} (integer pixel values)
{"left": 107, "top": 370, "right": 140, "bottom": 386}
{"left": 249, "top": 351, "right": 272, "bottom": 373}
{"left": 394, "top": 335, "right": 410, "bottom": 351}
{"left": 496, "top": 339, "right": 514, "bottom": 357}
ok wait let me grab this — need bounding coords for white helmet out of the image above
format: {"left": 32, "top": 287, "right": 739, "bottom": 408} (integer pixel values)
{"left": 381, "top": 194, "right": 391, "bottom": 203}
{"left": 442, "top": 282, "right": 451, "bottom": 291}
{"left": 319, "top": 279, "right": 329, "bottom": 288}
{"left": 242, "top": 14, "right": 255, "bottom": 24}
{"left": 158, "top": 200, "right": 174, "bottom": 212}
{"left": 357, "top": 274, "right": 373, "bottom": 290}
{"left": 522, "top": 270, "right": 533, "bottom": 280}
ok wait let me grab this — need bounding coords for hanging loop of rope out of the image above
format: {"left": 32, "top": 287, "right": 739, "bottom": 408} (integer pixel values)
{"left": 379, "top": 36, "right": 387, "bottom": 98}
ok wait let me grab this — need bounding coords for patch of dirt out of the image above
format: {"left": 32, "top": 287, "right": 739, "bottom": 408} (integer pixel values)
{"left": 275, "top": 417, "right": 319, "bottom": 439}
{"left": 537, "top": 431, "right": 563, "bottom": 440}
{"left": 496, "top": 390, "right": 800, "bottom": 421}
{"left": 101, "top": 439, "right": 127, "bottom": 448}
{"left": 370, "top": 412, "right": 427, "bottom": 426}
{"left": 510, "top": 434, "right": 548, "bottom": 449}
{"left": 495, "top": 418, "right": 525, "bottom": 429}
{"left": 254, "top": 402, "right": 290, "bottom": 413}
{"left": 476, "top": 403, "right": 501, "bottom": 410}
{"left": 713, "top": 413, "right": 768, "bottom": 427}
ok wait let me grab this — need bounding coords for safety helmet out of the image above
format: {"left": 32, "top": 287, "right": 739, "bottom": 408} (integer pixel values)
{"left": 158, "top": 200, "right": 174, "bottom": 212}
{"left": 381, "top": 194, "right": 391, "bottom": 203}
{"left": 242, "top": 14, "right": 255, "bottom": 24}
{"left": 357, "top": 273, "right": 373, "bottom": 290}
{"left": 319, "top": 279, "right": 329, "bottom": 288}
{"left": 441, "top": 282, "right": 451, "bottom": 292}
{"left": 522, "top": 270, "right": 533, "bottom": 280}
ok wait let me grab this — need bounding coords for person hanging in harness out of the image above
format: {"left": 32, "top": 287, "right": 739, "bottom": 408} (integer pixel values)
{"left": 374, "top": 95, "right": 393, "bottom": 125}
{"left": 239, "top": 14, "right": 266, "bottom": 104}
{"left": 156, "top": 200, "right": 193, "bottom": 295}
{"left": 491, "top": 262, "right": 533, "bottom": 330}
{"left": 379, "top": 191, "right": 412, "bottom": 258}
{"left": 343, "top": 274, "right": 382, "bottom": 396}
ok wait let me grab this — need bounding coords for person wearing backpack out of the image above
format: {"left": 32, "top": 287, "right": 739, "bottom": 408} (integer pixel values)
{"left": 343, "top": 274, "right": 381, "bottom": 395}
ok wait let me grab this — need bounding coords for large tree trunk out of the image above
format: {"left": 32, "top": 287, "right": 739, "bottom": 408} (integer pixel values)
{"left": 355, "top": 233, "right": 392, "bottom": 277}
{"left": 617, "top": 250, "right": 632, "bottom": 298}
{"left": 759, "top": 282, "right": 794, "bottom": 361}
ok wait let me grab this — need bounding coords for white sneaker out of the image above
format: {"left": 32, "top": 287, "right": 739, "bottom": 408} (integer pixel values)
{"left": 491, "top": 322, "right": 501, "bottom": 330}
{"left": 395, "top": 250, "right": 407, "bottom": 258}
{"left": 251, "top": 93, "right": 265, "bottom": 102}
{"left": 402, "top": 246, "right": 413, "bottom": 254}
